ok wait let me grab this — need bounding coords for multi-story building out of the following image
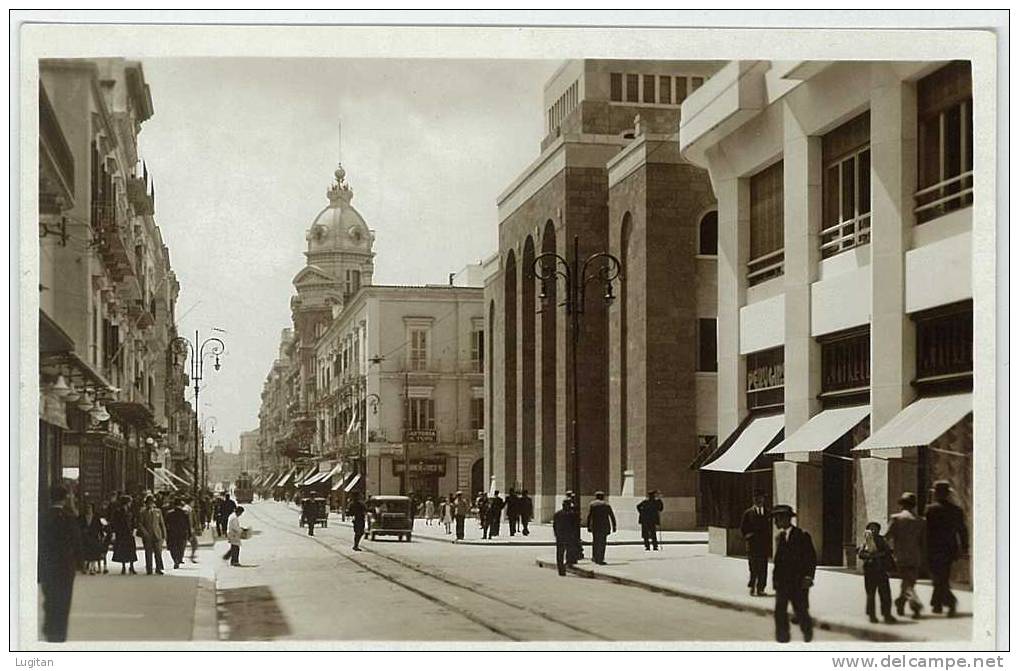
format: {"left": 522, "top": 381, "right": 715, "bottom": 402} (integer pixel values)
{"left": 205, "top": 444, "right": 242, "bottom": 491}
{"left": 485, "top": 59, "right": 722, "bottom": 526}
{"left": 38, "top": 58, "right": 188, "bottom": 509}
{"left": 238, "top": 429, "right": 261, "bottom": 473}
{"left": 680, "top": 60, "right": 974, "bottom": 577}
{"left": 256, "top": 329, "right": 297, "bottom": 485}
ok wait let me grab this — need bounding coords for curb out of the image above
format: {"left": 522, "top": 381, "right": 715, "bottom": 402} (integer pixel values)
{"left": 534, "top": 558, "right": 924, "bottom": 643}
{"left": 191, "top": 574, "right": 219, "bottom": 642}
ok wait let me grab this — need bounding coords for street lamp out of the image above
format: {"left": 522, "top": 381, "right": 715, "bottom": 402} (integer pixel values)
{"left": 171, "top": 330, "right": 226, "bottom": 502}
{"left": 531, "top": 235, "right": 622, "bottom": 508}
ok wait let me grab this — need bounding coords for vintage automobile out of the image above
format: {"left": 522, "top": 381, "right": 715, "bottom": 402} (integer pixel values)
{"left": 367, "top": 495, "right": 414, "bottom": 542}
{"left": 299, "top": 497, "right": 329, "bottom": 528}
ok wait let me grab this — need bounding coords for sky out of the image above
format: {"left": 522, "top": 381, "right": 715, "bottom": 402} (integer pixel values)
{"left": 137, "top": 58, "right": 559, "bottom": 452}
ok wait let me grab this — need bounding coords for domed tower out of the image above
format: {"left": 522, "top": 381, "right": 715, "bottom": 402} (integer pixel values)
{"left": 289, "top": 164, "right": 375, "bottom": 433}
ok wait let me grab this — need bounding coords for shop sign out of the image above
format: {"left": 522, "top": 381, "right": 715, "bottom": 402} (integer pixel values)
{"left": 746, "top": 348, "right": 784, "bottom": 391}
{"left": 392, "top": 457, "right": 446, "bottom": 476}
{"left": 404, "top": 429, "right": 437, "bottom": 443}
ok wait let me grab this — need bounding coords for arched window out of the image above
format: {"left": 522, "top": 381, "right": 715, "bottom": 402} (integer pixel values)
{"left": 699, "top": 210, "right": 718, "bottom": 256}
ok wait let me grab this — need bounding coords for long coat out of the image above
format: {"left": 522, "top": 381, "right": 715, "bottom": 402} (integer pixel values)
{"left": 924, "top": 500, "right": 968, "bottom": 561}
{"left": 39, "top": 506, "right": 82, "bottom": 584}
{"left": 110, "top": 508, "right": 138, "bottom": 563}
{"left": 740, "top": 506, "right": 772, "bottom": 558}
{"left": 164, "top": 507, "right": 191, "bottom": 545}
{"left": 637, "top": 498, "right": 663, "bottom": 526}
{"left": 772, "top": 526, "right": 817, "bottom": 593}
{"left": 487, "top": 496, "right": 505, "bottom": 522}
{"left": 553, "top": 508, "right": 581, "bottom": 544}
{"left": 519, "top": 495, "right": 534, "bottom": 522}
{"left": 885, "top": 510, "right": 925, "bottom": 569}
{"left": 78, "top": 513, "right": 107, "bottom": 561}
{"left": 586, "top": 500, "right": 617, "bottom": 535}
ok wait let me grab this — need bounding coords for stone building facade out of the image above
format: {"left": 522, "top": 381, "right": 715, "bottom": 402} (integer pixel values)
{"left": 680, "top": 61, "right": 975, "bottom": 577}
{"left": 485, "top": 59, "right": 722, "bottom": 526}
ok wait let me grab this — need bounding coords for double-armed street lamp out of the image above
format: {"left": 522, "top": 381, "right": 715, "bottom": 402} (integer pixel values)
{"left": 531, "top": 235, "right": 622, "bottom": 507}
{"left": 171, "top": 330, "right": 226, "bottom": 502}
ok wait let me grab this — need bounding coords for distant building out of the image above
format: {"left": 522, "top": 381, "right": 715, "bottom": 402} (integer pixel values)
{"left": 238, "top": 429, "right": 260, "bottom": 473}
{"left": 206, "top": 445, "right": 242, "bottom": 491}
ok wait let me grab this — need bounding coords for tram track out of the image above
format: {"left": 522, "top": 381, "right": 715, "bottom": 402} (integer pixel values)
{"left": 243, "top": 504, "right": 611, "bottom": 642}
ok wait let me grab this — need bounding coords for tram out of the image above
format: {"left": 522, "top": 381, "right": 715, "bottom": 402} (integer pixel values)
{"left": 234, "top": 472, "right": 254, "bottom": 504}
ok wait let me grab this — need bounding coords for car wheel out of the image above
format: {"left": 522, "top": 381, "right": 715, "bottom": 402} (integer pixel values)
{"left": 406, "top": 534, "right": 412, "bottom": 542}
{"left": 370, "top": 533, "right": 376, "bottom": 541}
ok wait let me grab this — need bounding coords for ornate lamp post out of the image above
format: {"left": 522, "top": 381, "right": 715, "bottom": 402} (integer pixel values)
{"left": 531, "top": 235, "right": 621, "bottom": 507}
{"left": 171, "top": 330, "right": 225, "bottom": 502}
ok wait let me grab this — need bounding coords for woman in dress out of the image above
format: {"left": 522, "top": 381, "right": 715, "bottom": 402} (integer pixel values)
{"left": 78, "top": 502, "right": 106, "bottom": 575}
{"left": 424, "top": 497, "right": 436, "bottom": 526}
{"left": 110, "top": 495, "right": 138, "bottom": 575}
{"left": 442, "top": 494, "right": 454, "bottom": 535}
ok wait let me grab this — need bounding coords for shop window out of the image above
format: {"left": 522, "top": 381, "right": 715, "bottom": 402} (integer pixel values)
{"left": 746, "top": 347, "right": 784, "bottom": 411}
{"left": 820, "top": 328, "right": 871, "bottom": 400}
{"left": 675, "top": 77, "right": 688, "bottom": 104}
{"left": 697, "top": 318, "right": 718, "bottom": 372}
{"left": 698, "top": 210, "right": 718, "bottom": 256}
{"left": 643, "top": 74, "right": 656, "bottom": 103}
{"left": 748, "top": 161, "right": 784, "bottom": 286}
{"left": 822, "top": 112, "right": 871, "bottom": 258}
{"left": 626, "top": 74, "right": 639, "bottom": 102}
{"left": 658, "top": 76, "right": 672, "bottom": 104}
{"left": 610, "top": 73, "right": 622, "bottom": 102}
{"left": 914, "top": 302, "right": 973, "bottom": 388}
{"left": 915, "top": 61, "right": 973, "bottom": 224}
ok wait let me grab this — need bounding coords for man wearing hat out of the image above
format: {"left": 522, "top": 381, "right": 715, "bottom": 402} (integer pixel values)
{"left": 453, "top": 491, "right": 469, "bottom": 541}
{"left": 637, "top": 490, "right": 663, "bottom": 551}
{"left": 740, "top": 489, "right": 771, "bottom": 596}
{"left": 924, "top": 480, "right": 969, "bottom": 617}
{"left": 884, "top": 491, "right": 925, "bottom": 618}
{"left": 586, "top": 491, "right": 617, "bottom": 565}
{"left": 552, "top": 498, "right": 581, "bottom": 576}
{"left": 770, "top": 504, "right": 816, "bottom": 643}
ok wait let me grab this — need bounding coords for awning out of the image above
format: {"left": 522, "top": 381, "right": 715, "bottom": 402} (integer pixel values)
{"left": 147, "top": 467, "right": 177, "bottom": 491}
{"left": 343, "top": 473, "right": 361, "bottom": 492}
{"left": 294, "top": 467, "right": 317, "bottom": 486}
{"left": 767, "top": 405, "right": 870, "bottom": 455}
{"left": 702, "top": 414, "right": 785, "bottom": 473}
{"left": 324, "top": 463, "right": 343, "bottom": 480}
{"left": 302, "top": 472, "right": 326, "bottom": 486}
{"left": 853, "top": 393, "right": 972, "bottom": 452}
{"left": 162, "top": 469, "right": 192, "bottom": 486}
{"left": 276, "top": 467, "right": 297, "bottom": 487}
{"left": 182, "top": 467, "right": 195, "bottom": 483}
{"left": 331, "top": 474, "right": 350, "bottom": 491}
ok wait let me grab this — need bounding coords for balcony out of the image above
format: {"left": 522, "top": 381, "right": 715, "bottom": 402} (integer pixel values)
{"left": 92, "top": 200, "right": 133, "bottom": 281}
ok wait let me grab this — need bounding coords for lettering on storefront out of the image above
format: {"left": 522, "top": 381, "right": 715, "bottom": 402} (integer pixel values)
{"left": 80, "top": 445, "right": 104, "bottom": 498}
{"left": 746, "top": 347, "right": 784, "bottom": 411}
{"left": 404, "top": 429, "right": 437, "bottom": 443}
{"left": 392, "top": 458, "right": 447, "bottom": 476}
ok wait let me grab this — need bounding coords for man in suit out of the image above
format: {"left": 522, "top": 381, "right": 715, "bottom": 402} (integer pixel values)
{"left": 925, "top": 480, "right": 968, "bottom": 617}
{"left": 519, "top": 490, "right": 533, "bottom": 536}
{"left": 487, "top": 490, "right": 504, "bottom": 538}
{"left": 740, "top": 489, "right": 771, "bottom": 596}
{"left": 636, "top": 490, "right": 663, "bottom": 551}
{"left": 585, "top": 491, "right": 617, "bottom": 565}
{"left": 164, "top": 498, "right": 191, "bottom": 569}
{"left": 885, "top": 491, "right": 925, "bottom": 618}
{"left": 505, "top": 489, "right": 520, "bottom": 536}
{"left": 39, "top": 485, "right": 82, "bottom": 642}
{"left": 771, "top": 504, "right": 816, "bottom": 643}
{"left": 347, "top": 493, "right": 368, "bottom": 551}
{"left": 136, "top": 495, "right": 167, "bottom": 575}
{"left": 552, "top": 499, "right": 581, "bottom": 576}
{"left": 453, "top": 491, "right": 470, "bottom": 541}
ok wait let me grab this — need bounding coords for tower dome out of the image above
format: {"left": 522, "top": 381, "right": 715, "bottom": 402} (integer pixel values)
{"left": 305, "top": 163, "right": 373, "bottom": 255}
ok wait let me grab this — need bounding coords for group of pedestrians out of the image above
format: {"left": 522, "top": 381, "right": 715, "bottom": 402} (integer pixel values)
{"left": 474, "top": 488, "right": 534, "bottom": 539}
{"left": 739, "top": 479, "right": 969, "bottom": 643}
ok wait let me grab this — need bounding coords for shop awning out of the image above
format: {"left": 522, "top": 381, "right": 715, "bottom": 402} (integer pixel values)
{"left": 147, "top": 467, "right": 177, "bottom": 490}
{"left": 294, "top": 467, "right": 317, "bottom": 486}
{"left": 853, "top": 393, "right": 972, "bottom": 452}
{"left": 767, "top": 405, "right": 870, "bottom": 455}
{"left": 162, "top": 469, "right": 192, "bottom": 486}
{"left": 302, "top": 472, "right": 327, "bottom": 485}
{"left": 331, "top": 474, "right": 350, "bottom": 491}
{"left": 324, "top": 463, "right": 343, "bottom": 480}
{"left": 343, "top": 473, "right": 361, "bottom": 492}
{"left": 276, "top": 468, "right": 297, "bottom": 487}
{"left": 701, "top": 414, "right": 785, "bottom": 473}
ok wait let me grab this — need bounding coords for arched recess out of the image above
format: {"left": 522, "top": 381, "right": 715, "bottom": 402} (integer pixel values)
{"left": 539, "top": 221, "right": 558, "bottom": 498}
{"left": 698, "top": 210, "right": 718, "bottom": 256}
{"left": 619, "top": 212, "right": 633, "bottom": 488}
{"left": 503, "top": 250, "right": 518, "bottom": 491}
{"left": 520, "top": 236, "right": 537, "bottom": 494}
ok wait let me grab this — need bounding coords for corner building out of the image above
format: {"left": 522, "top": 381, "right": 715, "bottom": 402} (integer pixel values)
{"left": 486, "top": 59, "right": 722, "bottom": 526}
{"left": 680, "top": 61, "right": 975, "bottom": 579}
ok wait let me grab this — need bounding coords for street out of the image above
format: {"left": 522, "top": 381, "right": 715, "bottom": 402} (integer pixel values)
{"left": 213, "top": 501, "right": 853, "bottom": 642}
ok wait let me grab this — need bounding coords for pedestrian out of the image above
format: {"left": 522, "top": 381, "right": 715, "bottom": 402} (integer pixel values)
{"left": 506, "top": 488, "right": 520, "bottom": 536}
{"left": 453, "top": 491, "right": 469, "bottom": 541}
{"left": 425, "top": 497, "right": 436, "bottom": 526}
{"left": 164, "top": 498, "right": 191, "bottom": 569}
{"left": 476, "top": 492, "right": 490, "bottom": 537}
{"left": 39, "top": 485, "right": 82, "bottom": 642}
{"left": 487, "top": 490, "right": 505, "bottom": 538}
{"left": 857, "top": 521, "right": 897, "bottom": 624}
{"left": 219, "top": 493, "right": 237, "bottom": 537}
{"left": 110, "top": 495, "right": 138, "bottom": 575}
{"left": 884, "top": 491, "right": 925, "bottom": 618}
{"left": 564, "top": 490, "right": 584, "bottom": 562}
{"left": 740, "top": 489, "right": 771, "bottom": 595}
{"left": 637, "top": 490, "right": 664, "bottom": 552}
{"left": 182, "top": 496, "right": 200, "bottom": 563}
{"left": 585, "top": 491, "right": 617, "bottom": 565}
{"left": 924, "top": 480, "right": 968, "bottom": 617}
{"left": 441, "top": 495, "right": 454, "bottom": 534}
{"left": 553, "top": 499, "right": 581, "bottom": 576}
{"left": 222, "top": 506, "right": 246, "bottom": 566}
{"left": 770, "top": 504, "right": 816, "bottom": 643}
{"left": 301, "top": 497, "right": 317, "bottom": 537}
{"left": 347, "top": 493, "right": 367, "bottom": 551}
{"left": 137, "top": 495, "right": 167, "bottom": 575}
{"left": 212, "top": 496, "right": 223, "bottom": 536}
{"left": 519, "top": 490, "right": 533, "bottom": 536}
{"left": 78, "top": 502, "right": 106, "bottom": 575}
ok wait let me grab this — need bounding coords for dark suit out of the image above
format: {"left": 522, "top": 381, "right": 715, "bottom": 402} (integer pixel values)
{"left": 505, "top": 494, "right": 520, "bottom": 536}
{"left": 552, "top": 508, "right": 581, "bottom": 575}
{"left": 487, "top": 496, "right": 504, "bottom": 537}
{"left": 925, "top": 499, "right": 969, "bottom": 611}
{"left": 347, "top": 501, "right": 367, "bottom": 549}
{"left": 586, "top": 500, "right": 617, "bottom": 564}
{"left": 772, "top": 526, "right": 817, "bottom": 643}
{"left": 740, "top": 505, "right": 771, "bottom": 593}
{"left": 39, "top": 505, "right": 82, "bottom": 642}
{"left": 519, "top": 495, "right": 533, "bottom": 535}
{"left": 636, "top": 497, "right": 663, "bottom": 550}
{"left": 164, "top": 507, "right": 191, "bottom": 566}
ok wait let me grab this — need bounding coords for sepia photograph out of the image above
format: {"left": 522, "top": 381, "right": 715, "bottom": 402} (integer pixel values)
{"left": 12, "top": 11, "right": 1007, "bottom": 662}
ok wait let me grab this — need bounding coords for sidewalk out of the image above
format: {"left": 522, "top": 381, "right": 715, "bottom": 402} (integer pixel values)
{"left": 284, "top": 501, "right": 707, "bottom": 546}
{"left": 47, "top": 529, "right": 219, "bottom": 643}
{"left": 534, "top": 544, "right": 973, "bottom": 643}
